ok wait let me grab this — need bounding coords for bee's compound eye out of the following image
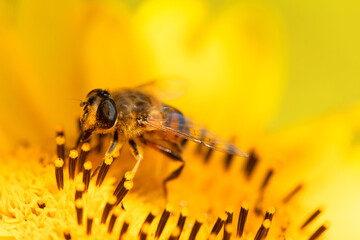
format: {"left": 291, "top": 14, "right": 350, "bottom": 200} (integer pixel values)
{"left": 96, "top": 99, "right": 117, "bottom": 129}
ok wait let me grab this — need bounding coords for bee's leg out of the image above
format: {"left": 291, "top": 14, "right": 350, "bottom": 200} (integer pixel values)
{"left": 140, "top": 138, "right": 185, "bottom": 201}
{"left": 128, "top": 139, "right": 144, "bottom": 175}
{"left": 91, "top": 131, "right": 119, "bottom": 178}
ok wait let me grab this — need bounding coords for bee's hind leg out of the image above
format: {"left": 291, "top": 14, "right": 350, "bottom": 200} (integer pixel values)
{"left": 140, "top": 138, "right": 185, "bottom": 202}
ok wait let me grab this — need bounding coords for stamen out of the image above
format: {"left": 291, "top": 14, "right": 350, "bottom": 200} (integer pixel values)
{"left": 237, "top": 202, "right": 249, "bottom": 238}
{"left": 55, "top": 158, "right": 64, "bottom": 190}
{"left": 300, "top": 208, "right": 322, "bottom": 230}
{"left": 308, "top": 222, "right": 329, "bottom": 240}
{"left": 113, "top": 171, "right": 134, "bottom": 197}
{"left": 224, "top": 142, "right": 235, "bottom": 169}
{"left": 139, "top": 209, "right": 159, "bottom": 236}
{"left": 223, "top": 224, "right": 233, "bottom": 240}
{"left": 119, "top": 221, "right": 129, "bottom": 240}
{"left": 56, "top": 136, "right": 65, "bottom": 162}
{"left": 244, "top": 150, "right": 258, "bottom": 179}
{"left": 169, "top": 227, "right": 181, "bottom": 240}
{"left": 139, "top": 223, "right": 150, "bottom": 240}
{"left": 63, "top": 230, "right": 71, "bottom": 240}
{"left": 155, "top": 205, "right": 172, "bottom": 239}
{"left": 82, "top": 161, "right": 92, "bottom": 192}
{"left": 101, "top": 196, "right": 117, "bottom": 224}
{"left": 37, "top": 199, "right": 46, "bottom": 209}
{"left": 68, "top": 150, "right": 78, "bottom": 180}
{"left": 188, "top": 219, "right": 203, "bottom": 240}
{"left": 209, "top": 213, "right": 226, "bottom": 237}
{"left": 96, "top": 156, "right": 113, "bottom": 187}
{"left": 223, "top": 207, "right": 233, "bottom": 240}
{"left": 260, "top": 169, "right": 274, "bottom": 191}
{"left": 56, "top": 125, "right": 64, "bottom": 137}
{"left": 86, "top": 212, "right": 94, "bottom": 235}
{"left": 115, "top": 180, "right": 133, "bottom": 206}
{"left": 176, "top": 208, "right": 188, "bottom": 239}
{"left": 75, "top": 199, "right": 84, "bottom": 225}
{"left": 75, "top": 182, "right": 85, "bottom": 201}
{"left": 282, "top": 184, "right": 303, "bottom": 204}
{"left": 254, "top": 219, "right": 271, "bottom": 240}
{"left": 107, "top": 208, "right": 121, "bottom": 234}
{"left": 264, "top": 207, "right": 275, "bottom": 221}
{"left": 77, "top": 143, "right": 90, "bottom": 173}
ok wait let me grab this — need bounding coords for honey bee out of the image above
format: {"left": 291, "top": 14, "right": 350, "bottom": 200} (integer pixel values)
{"left": 79, "top": 81, "right": 247, "bottom": 196}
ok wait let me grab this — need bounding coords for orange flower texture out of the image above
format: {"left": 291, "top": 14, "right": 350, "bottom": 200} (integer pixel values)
{"left": 1, "top": 0, "right": 360, "bottom": 239}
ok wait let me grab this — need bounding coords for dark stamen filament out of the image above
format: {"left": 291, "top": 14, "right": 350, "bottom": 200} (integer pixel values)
{"left": 56, "top": 136, "right": 65, "bottom": 162}
{"left": 282, "top": 184, "right": 303, "bottom": 204}
{"left": 300, "top": 208, "right": 322, "bottom": 230}
{"left": 140, "top": 223, "right": 150, "bottom": 240}
{"left": 63, "top": 231, "right": 71, "bottom": 240}
{"left": 119, "top": 221, "right": 129, "bottom": 240}
{"left": 204, "top": 148, "right": 213, "bottom": 163}
{"left": 254, "top": 219, "right": 271, "bottom": 240}
{"left": 244, "top": 150, "right": 258, "bottom": 179}
{"left": 68, "top": 150, "right": 78, "bottom": 180}
{"left": 188, "top": 219, "right": 203, "bottom": 240}
{"left": 264, "top": 207, "right": 275, "bottom": 221}
{"left": 77, "top": 143, "right": 90, "bottom": 174}
{"left": 223, "top": 224, "right": 233, "bottom": 240}
{"left": 96, "top": 156, "right": 113, "bottom": 187}
{"left": 82, "top": 161, "right": 92, "bottom": 192}
{"left": 209, "top": 214, "right": 226, "bottom": 237}
{"left": 75, "top": 182, "right": 85, "bottom": 201}
{"left": 56, "top": 125, "right": 64, "bottom": 137}
{"left": 86, "top": 215, "right": 94, "bottom": 235}
{"left": 155, "top": 205, "right": 172, "bottom": 239}
{"left": 223, "top": 208, "right": 233, "bottom": 240}
{"left": 308, "top": 222, "right": 329, "bottom": 240}
{"left": 107, "top": 208, "right": 121, "bottom": 234}
{"left": 260, "top": 169, "right": 274, "bottom": 191}
{"left": 101, "top": 196, "right": 117, "bottom": 224}
{"left": 113, "top": 171, "right": 134, "bottom": 197}
{"left": 75, "top": 199, "right": 84, "bottom": 225}
{"left": 176, "top": 208, "right": 188, "bottom": 240}
{"left": 237, "top": 202, "right": 249, "bottom": 238}
{"left": 115, "top": 181, "right": 133, "bottom": 206}
{"left": 139, "top": 209, "right": 158, "bottom": 236}
{"left": 55, "top": 158, "right": 64, "bottom": 190}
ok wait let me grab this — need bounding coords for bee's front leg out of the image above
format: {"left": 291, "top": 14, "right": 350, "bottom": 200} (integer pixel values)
{"left": 128, "top": 139, "right": 144, "bottom": 175}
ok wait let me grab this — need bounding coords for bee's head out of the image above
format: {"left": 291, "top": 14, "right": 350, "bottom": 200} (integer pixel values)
{"left": 80, "top": 89, "right": 117, "bottom": 139}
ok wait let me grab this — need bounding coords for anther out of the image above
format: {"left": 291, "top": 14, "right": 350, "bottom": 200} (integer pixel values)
{"left": 308, "top": 222, "right": 329, "bottom": 240}
{"left": 237, "top": 202, "right": 249, "bottom": 238}
{"left": 101, "top": 196, "right": 117, "bottom": 224}
{"left": 223, "top": 207, "right": 233, "bottom": 240}
{"left": 113, "top": 171, "right": 134, "bottom": 197}
{"left": 56, "top": 136, "right": 65, "bottom": 162}
{"left": 209, "top": 213, "right": 226, "bottom": 237}
{"left": 244, "top": 150, "right": 258, "bottom": 179}
{"left": 264, "top": 207, "right": 275, "bottom": 221}
{"left": 37, "top": 199, "right": 46, "bottom": 209}
{"left": 75, "top": 199, "right": 84, "bottom": 225}
{"left": 68, "top": 150, "right": 78, "bottom": 180}
{"left": 282, "top": 184, "right": 303, "bottom": 204}
{"left": 77, "top": 143, "right": 90, "bottom": 173}
{"left": 155, "top": 205, "right": 172, "bottom": 239}
{"left": 115, "top": 180, "right": 133, "bottom": 206}
{"left": 107, "top": 208, "right": 121, "bottom": 234}
{"left": 300, "top": 208, "right": 322, "bottom": 230}
{"left": 55, "top": 158, "right": 64, "bottom": 190}
{"left": 75, "top": 182, "right": 85, "bottom": 201}
{"left": 189, "top": 219, "right": 203, "bottom": 240}
{"left": 254, "top": 219, "right": 271, "bottom": 240}
{"left": 82, "top": 161, "right": 92, "bottom": 192}
{"left": 119, "top": 221, "right": 129, "bottom": 240}
{"left": 96, "top": 156, "right": 113, "bottom": 187}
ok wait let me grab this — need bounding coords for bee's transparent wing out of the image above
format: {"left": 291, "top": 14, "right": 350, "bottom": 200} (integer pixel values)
{"left": 136, "top": 79, "right": 187, "bottom": 101}
{"left": 144, "top": 112, "right": 248, "bottom": 157}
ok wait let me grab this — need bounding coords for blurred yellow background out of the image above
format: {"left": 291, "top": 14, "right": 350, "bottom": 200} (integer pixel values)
{"left": 0, "top": 0, "right": 359, "bottom": 239}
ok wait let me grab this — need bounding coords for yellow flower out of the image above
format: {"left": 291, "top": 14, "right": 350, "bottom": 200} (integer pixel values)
{"left": 0, "top": 0, "right": 359, "bottom": 239}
